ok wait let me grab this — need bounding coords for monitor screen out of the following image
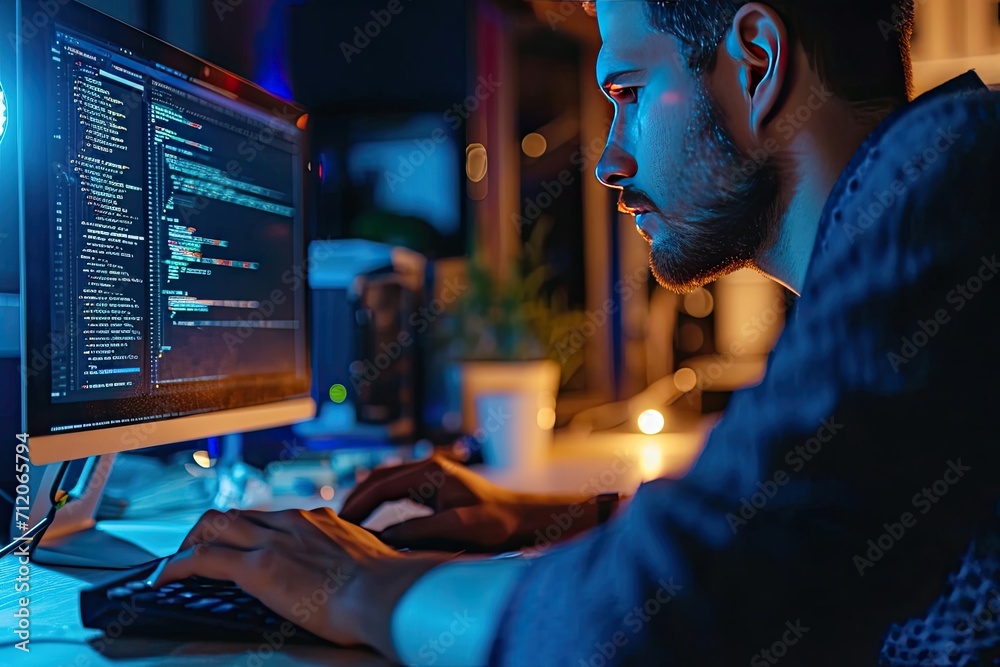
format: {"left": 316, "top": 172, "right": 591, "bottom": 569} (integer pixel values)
{"left": 19, "top": 1, "right": 312, "bottom": 462}
{"left": 0, "top": 2, "right": 17, "bottom": 296}
{"left": 346, "top": 114, "right": 461, "bottom": 239}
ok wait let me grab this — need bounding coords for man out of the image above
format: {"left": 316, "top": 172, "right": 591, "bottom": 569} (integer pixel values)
{"left": 157, "top": 1, "right": 1000, "bottom": 664}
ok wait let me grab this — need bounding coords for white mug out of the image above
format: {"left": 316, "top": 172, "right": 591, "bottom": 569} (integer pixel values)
{"left": 474, "top": 391, "right": 553, "bottom": 470}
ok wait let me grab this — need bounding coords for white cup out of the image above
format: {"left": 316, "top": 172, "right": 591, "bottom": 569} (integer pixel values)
{"left": 474, "top": 391, "right": 553, "bottom": 470}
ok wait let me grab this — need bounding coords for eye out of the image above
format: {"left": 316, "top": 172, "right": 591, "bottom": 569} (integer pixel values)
{"left": 608, "top": 86, "right": 639, "bottom": 104}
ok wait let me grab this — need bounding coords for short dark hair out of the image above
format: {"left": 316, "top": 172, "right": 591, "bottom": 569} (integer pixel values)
{"left": 590, "top": 1, "right": 916, "bottom": 109}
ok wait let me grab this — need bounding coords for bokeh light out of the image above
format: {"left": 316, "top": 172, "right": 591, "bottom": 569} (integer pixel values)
{"left": 521, "top": 132, "right": 547, "bottom": 157}
{"left": 683, "top": 287, "right": 715, "bottom": 318}
{"left": 673, "top": 368, "right": 698, "bottom": 392}
{"left": 537, "top": 407, "right": 557, "bottom": 430}
{"left": 329, "top": 383, "right": 347, "bottom": 403}
{"left": 466, "top": 144, "right": 488, "bottom": 182}
{"left": 637, "top": 409, "right": 665, "bottom": 435}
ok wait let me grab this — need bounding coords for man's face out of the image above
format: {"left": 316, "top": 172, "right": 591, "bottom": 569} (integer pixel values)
{"left": 595, "top": 0, "right": 781, "bottom": 293}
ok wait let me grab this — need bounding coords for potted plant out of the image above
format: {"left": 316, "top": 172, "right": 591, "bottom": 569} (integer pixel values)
{"left": 440, "top": 221, "right": 585, "bottom": 463}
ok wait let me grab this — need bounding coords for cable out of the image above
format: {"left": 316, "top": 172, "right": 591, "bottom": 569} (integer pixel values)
{"left": 0, "top": 516, "right": 52, "bottom": 558}
{"left": 0, "top": 461, "right": 70, "bottom": 560}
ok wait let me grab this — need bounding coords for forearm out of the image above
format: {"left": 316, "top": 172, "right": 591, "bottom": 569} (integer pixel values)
{"left": 505, "top": 491, "right": 629, "bottom": 546}
{"left": 383, "top": 556, "right": 532, "bottom": 666}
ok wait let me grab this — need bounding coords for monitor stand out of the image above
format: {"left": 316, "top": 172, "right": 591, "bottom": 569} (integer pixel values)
{"left": 26, "top": 454, "right": 161, "bottom": 570}
{"left": 212, "top": 433, "right": 272, "bottom": 510}
{"left": 31, "top": 527, "right": 158, "bottom": 569}
{"left": 25, "top": 438, "right": 266, "bottom": 569}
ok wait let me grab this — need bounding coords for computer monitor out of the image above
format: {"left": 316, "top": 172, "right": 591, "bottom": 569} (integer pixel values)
{"left": 17, "top": 0, "right": 314, "bottom": 473}
{"left": 8, "top": 0, "right": 314, "bottom": 565}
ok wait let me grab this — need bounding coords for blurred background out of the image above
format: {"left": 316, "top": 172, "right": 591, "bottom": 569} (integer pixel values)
{"left": 66, "top": 0, "right": 1000, "bottom": 498}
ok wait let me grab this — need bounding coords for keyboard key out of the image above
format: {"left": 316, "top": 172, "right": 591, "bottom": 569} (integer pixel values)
{"left": 81, "top": 562, "right": 326, "bottom": 645}
{"left": 185, "top": 598, "right": 222, "bottom": 610}
{"left": 156, "top": 597, "right": 182, "bottom": 606}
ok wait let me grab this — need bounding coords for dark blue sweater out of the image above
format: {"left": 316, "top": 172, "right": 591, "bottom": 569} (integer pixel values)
{"left": 491, "top": 72, "right": 1000, "bottom": 667}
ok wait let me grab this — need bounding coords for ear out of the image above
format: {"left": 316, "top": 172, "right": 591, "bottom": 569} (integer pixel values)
{"left": 723, "top": 3, "right": 788, "bottom": 140}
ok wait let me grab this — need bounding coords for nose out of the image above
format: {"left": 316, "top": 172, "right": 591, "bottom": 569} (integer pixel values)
{"left": 596, "top": 139, "right": 637, "bottom": 189}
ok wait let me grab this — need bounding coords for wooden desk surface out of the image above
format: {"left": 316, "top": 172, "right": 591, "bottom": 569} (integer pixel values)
{"left": 477, "top": 427, "right": 711, "bottom": 495}
{"left": 0, "top": 425, "right": 710, "bottom": 665}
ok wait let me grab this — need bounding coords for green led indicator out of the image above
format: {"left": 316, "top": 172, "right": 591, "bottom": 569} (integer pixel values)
{"left": 329, "top": 384, "right": 347, "bottom": 403}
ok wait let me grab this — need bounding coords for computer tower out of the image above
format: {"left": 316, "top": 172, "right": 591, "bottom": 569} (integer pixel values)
{"left": 304, "top": 240, "right": 424, "bottom": 443}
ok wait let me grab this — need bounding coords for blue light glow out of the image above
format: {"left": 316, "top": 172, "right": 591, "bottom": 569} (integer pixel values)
{"left": 255, "top": 3, "right": 293, "bottom": 100}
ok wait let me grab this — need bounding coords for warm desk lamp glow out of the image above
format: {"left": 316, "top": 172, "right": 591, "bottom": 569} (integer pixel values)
{"left": 637, "top": 409, "right": 665, "bottom": 435}
{"left": 192, "top": 451, "right": 213, "bottom": 469}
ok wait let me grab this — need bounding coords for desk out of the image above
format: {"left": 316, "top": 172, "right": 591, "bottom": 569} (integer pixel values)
{"left": 0, "top": 425, "right": 710, "bottom": 666}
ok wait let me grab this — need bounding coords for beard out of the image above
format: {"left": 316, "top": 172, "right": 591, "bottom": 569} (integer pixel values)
{"left": 646, "top": 83, "right": 783, "bottom": 293}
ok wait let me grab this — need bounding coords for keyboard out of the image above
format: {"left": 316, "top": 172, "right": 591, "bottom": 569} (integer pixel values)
{"left": 80, "top": 557, "right": 326, "bottom": 644}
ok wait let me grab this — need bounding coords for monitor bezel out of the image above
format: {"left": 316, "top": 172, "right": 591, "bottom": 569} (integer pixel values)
{"left": 19, "top": 0, "right": 314, "bottom": 463}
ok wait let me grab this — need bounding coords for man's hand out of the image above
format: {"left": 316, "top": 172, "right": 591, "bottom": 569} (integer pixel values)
{"left": 340, "top": 455, "right": 599, "bottom": 552}
{"left": 153, "top": 507, "right": 450, "bottom": 658}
